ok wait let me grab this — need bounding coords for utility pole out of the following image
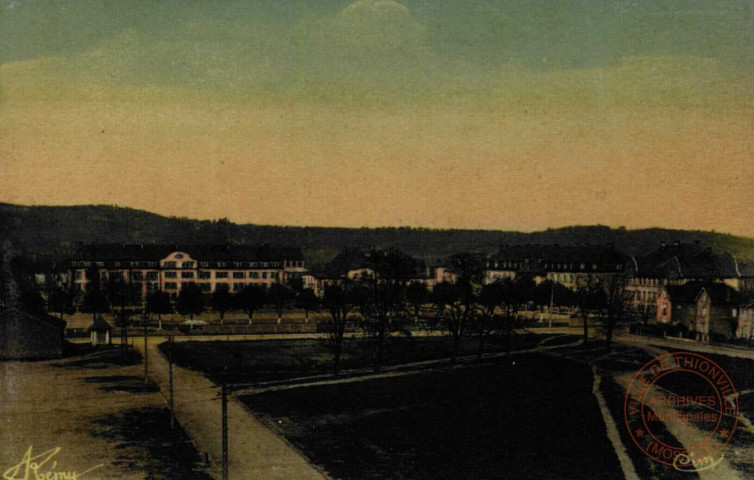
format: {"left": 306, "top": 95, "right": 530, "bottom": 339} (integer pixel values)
{"left": 222, "top": 382, "right": 229, "bottom": 480}
{"left": 548, "top": 282, "right": 554, "bottom": 329}
{"left": 143, "top": 308, "right": 149, "bottom": 384}
{"left": 168, "top": 335, "right": 175, "bottom": 429}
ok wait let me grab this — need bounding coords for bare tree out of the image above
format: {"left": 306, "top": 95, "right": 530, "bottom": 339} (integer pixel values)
{"left": 499, "top": 277, "right": 535, "bottom": 356}
{"left": 361, "top": 248, "right": 417, "bottom": 369}
{"left": 575, "top": 274, "right": 601, "bottom": 347}
{"left": 321, "top": 281, "right": 366, "bottom": 374}
{"left": 594, "top": 274, "right": 635, "bottom": 352}
{"left": 474, "top": 281, "right": 504, "bottom": 358}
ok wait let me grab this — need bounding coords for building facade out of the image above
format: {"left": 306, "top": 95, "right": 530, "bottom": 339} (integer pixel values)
{"left": 69, "top": 244, "right": 306, "bottom": 301}
{"left": 484, "top": 244, "right": 629, "bottom": 289}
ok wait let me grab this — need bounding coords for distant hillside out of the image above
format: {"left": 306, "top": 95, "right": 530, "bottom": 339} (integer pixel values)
{"left": 2, "top": 203, "right": 754, "bottom": 265}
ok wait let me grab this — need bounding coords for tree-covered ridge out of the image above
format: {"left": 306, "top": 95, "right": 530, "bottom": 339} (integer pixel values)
{"left": 2, "top": 203, "right": 753, "bottom": 264}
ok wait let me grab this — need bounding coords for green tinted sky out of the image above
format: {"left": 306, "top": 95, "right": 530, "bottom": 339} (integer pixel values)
{"left": 2, "top": 1, "right": 753, "bottom": 234}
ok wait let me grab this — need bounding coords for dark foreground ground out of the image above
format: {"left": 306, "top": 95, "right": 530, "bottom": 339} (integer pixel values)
{"left": 241, "top": 354, "right": 622, "bottom": 480}
{"left": 162, "top": 334, "right": 554, "bottom": 384}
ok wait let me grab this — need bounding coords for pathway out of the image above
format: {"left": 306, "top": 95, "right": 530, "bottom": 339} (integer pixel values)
{"left": 135, "top": 338, "right": 328, "bottom": 480}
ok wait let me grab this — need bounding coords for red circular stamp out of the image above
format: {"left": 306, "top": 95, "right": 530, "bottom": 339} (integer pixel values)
{"left": 623, "top": 352, "right": 738, "bottom": 472}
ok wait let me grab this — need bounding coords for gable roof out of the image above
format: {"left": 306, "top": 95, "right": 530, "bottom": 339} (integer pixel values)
{"left": 663, "top": 282, "right": 739, "bottom": 305}
{"left": 635, "top": 243, "right": 738, "bottom": 279}
{"left": 0, "top": 307, "right": 66, "bottom": 330}
{"left": 88, "top": 314, "right": 112, "bottom": 332}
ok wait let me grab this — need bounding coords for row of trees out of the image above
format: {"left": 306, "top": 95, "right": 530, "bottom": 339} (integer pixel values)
{"left": 318, "top": 250, "right": 636, "bottom": 373}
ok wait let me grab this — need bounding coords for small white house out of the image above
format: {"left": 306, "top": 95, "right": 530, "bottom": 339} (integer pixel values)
{"left": 88, "top": 315, "right": 112, "bottom": 346}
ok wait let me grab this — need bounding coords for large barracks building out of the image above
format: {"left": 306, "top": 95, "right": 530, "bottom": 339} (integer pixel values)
{"left": 69, "top": 244, "right": 306, "bottom": 300}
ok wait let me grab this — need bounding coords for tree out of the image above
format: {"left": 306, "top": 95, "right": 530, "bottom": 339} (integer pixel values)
{"left": 177, "top": 282, "right": 204, "bottom": 318}
{"left": 405, "top": 281, "right": 428, "bottom": 323}
{"left": 267, "top": 283, "right": 293, "bottom": 324}
{"left": 499, "top": 277, "right": 535, "bottom": 355}
{"left": 295, "top": 288, "right": 320, "bottom": 323}
{"left": 235, "top": 285, "right": 266, "bottom": 325}
{"left": 146, "top": 290, "right": 172, "bottom": 329}
{"left": 430, "top": 252, "right": 486, "bottom": 363}
{"left": 211, "top": 283, "right": 233, "bottom": 323}
{"left": 320, "top": 281, "right": 367, "bottom": 374}
{"left": 594, "top": 274, "right": 635, "bottom": 352}
{"left": 361, "top": 248, "right": 418, "bottom": 369}
{"left": 82, "top": 268, "right": 109, "bottom": 317}
{"left": 475, "top": 281, "right": 504, "bottom": 358}
{"left": 432, "top": 278, "right": 475, "bottom": 363}
{"left": 575, "top": 275, "right": 601, "bottom": 346}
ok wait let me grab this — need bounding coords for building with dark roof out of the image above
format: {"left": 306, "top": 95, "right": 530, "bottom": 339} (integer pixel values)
{"left": 628, "top": 241, "right": 741, "bottom": 312}
{"left": 69, "top": 243, "right": 306, "bottom": 300}
{"left": 656, "top": 282, "right": 739, "bottom": 343}
{"left": 0, "top": 308, "right": 65, "bottom": 359}
{"left": 484, "top": 244, "right": 629, "bottom": 289}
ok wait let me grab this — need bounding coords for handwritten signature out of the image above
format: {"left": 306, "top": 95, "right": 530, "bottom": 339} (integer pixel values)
{"left": 673, "top": 452, "right": 724, "bottom": 473}
{"left": 3, "top": 446, "right": 103, "bottom": 480}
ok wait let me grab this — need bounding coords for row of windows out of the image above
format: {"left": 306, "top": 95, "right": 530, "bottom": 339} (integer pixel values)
{"left": 164, "top": 281, "right": 273, "bottom": 292}
{"left": 76, "top": 270, "right": 280, "bottom": 281}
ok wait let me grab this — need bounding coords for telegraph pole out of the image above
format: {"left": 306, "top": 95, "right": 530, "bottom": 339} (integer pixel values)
{"left": 143, "top": 308, "right": 149, "bottom": 384}
{"left": 222, "top": 382, "right": 229, "bottom": 480}
{"left": 168, "top": 335, "right": 175, "bottom": 429}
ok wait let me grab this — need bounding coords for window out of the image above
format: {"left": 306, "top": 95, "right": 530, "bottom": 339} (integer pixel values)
{"left": 200, "top": 262, "right": 209, "bottom": 267}
{"left": 182, "top": 272, "right": 194, "bottom": 279}
{"left": 132, "top": 272, "right": 144, "bottom": 281}
{"left": 262, "top": 272, "right": 268, "bottom": 279}
{"left": 732, "top": 308, "right": 738, "bottom": 317}
{"left": 233, "top": 272, "right": 245, "bottom": 279}
{"left": 217, "top": 262, "right": 226, "bottom": 267}
{"left": 164, "top": 261, "right": 176, "bottom": 268}
{"left": 249, "top": 271, "right": 259, "bottom": 279}
{"left": 198, "top": 271, "right": 211, "bottom": 279}
{"left": 216, "top": 271, "right": 229, "bottom": 279}
{"left": 146, "top": 271, "right": 159, "bottom": 281}
{"left": 165, "top": 272, "right": 177, "bottom": 279}
{"left": 165, "top": 282, "right": 177, "bottom": 290}
{"left": 130, "top": 262, "right": 140, "bottom": 267}
{"left": 175, "top": 254, "right": 184, "bottom": 259}
{"left": 182, "top": 262, "right": 195, "bottom": 268}
{"left": 200, "top": 283, "right": 211, "bottom": 292}
{"left": 592, "top": 264, "right": 598, "bottom": 270}
{"left": 96, "top": 262, "right": 104, "bottom": 267}
{"left": 233, "top": 282, "right": 245, "bottom": 291}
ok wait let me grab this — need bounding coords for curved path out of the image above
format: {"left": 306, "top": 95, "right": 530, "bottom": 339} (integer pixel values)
{"left": 135, "top": 338, "right": 329, "bottom": 480}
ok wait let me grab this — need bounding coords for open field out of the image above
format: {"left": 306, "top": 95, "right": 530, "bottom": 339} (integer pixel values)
{"left": 239, "top": 353, "right": 622, "bottom": 480}
{"left": 160, "top": 333, "right": 554, "bottom": 384}
{"left": 0, "top": 345, "right": 211, "bottom": 480}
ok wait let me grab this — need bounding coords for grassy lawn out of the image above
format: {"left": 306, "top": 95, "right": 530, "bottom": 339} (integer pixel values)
{"left": 92, "top": 406, "right": 213, "bottom": 479}
{"left": 240, "top": 354, "right": 622, "bottom": 480}
{"left": 161, "top": 333, "right": 553, "bottom": 384}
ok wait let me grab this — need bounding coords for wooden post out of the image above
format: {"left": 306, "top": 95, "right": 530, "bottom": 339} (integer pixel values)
{"left": 144, "top": 311, "right": 149, "bottom": 384}
{"left": 222, "top": 382, "right": 229, "bottom": 480}
{"left": 169, "top": 336, "right": 175, "bottom": 429}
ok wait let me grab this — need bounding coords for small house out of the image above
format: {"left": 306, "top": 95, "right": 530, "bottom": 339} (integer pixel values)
{"left": 0, "top": 308, "right": 65, "bottom": 360}
{"left": 88, "top": 315, "right": 112, "bottom": 346}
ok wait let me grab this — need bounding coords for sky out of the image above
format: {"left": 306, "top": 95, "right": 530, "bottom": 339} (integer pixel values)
{"left": 1, "top": 0, "right": 753, "bottom": 235}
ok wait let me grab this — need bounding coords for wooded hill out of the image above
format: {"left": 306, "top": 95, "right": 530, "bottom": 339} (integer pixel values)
{"left": 2, "top": 203, "right": 753, "bottom": 265}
